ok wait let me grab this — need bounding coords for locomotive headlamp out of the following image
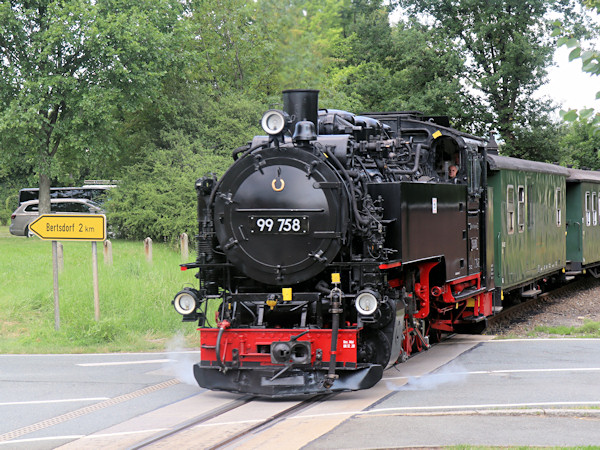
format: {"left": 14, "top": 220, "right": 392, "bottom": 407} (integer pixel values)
{"left": 355, "top": 291, "right": 378, "bottom": 316}
{"left": 261, "top": 110, "right": 289, "bottom": 135}
{"left": 173, "top": 289, "right": 199, "bottom": 315}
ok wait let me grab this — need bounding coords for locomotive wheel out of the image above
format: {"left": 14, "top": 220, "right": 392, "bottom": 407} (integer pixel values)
{"left": 358, "top": 329, "right": 391, "bottom": 367}
{"left": 429, "top": 326, "right": 443, "bottom": 344}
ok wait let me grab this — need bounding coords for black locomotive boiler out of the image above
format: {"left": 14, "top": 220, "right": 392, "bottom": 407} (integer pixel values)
{"left": 171, "top": 89, "right": 505, "bottom": 396}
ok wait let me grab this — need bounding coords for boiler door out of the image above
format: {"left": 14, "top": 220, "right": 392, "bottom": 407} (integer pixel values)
{"left": 213, "top": 147, "right": 348, "bottom": 285}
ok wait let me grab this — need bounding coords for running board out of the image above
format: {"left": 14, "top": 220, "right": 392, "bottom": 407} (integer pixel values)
{"left": 452, "top": 287, "right": 487, "bottom": 301}
{"left": 521, "top": 289, "right": 541, "bottom": 298}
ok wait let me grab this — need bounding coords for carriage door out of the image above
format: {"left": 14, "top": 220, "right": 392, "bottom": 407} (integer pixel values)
{"left": 466, "top": 150, "right": 484, "bottom": 275}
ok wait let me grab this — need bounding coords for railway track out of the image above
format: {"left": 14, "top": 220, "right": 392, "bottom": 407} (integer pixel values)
{"left": 129, "top": 392, "right": 333, "bottom": 449}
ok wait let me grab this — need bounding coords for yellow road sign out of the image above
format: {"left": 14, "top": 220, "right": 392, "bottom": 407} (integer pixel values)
{"left": 29, "top": 214, "right": 106, "bottom": 241}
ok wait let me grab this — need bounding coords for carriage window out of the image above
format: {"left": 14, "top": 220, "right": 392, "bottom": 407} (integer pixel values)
{"left": 507, "top": 185, "right": 515, "bottom": 234}
{"left": 585, "top": 191, "right": 591, "bottom": 227}
{"left": 556, "top": 188, "right": 562, "bottom": 227}
{"left": 593, "top": 192, "right": 598, "bottom": 226}
{"left": 517, "top": 186, "right": 525, "bottom": 232}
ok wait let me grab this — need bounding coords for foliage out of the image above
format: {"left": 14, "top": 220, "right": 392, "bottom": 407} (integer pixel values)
{"left": 505, "top": 116, "right": 567, "bottom": 163}
{"left": 553, "top": 1, "right": 600, "bottom": 127}
{"left": 398, "top": 0, "right": 586, "bottom": 152}
{"left": 559, "top": 117, "right": 600, "bottom": 169}
{"left": 0, "top": 0, "right": 188, "bottom": 213}
{"left": 104, "top": 81, "right": 263, "bottom": 241}
{"left": 3, "top": 0, "right": 598, "bottom": 238}
{"left": 310, "top": 2, "right": 478, "bottom": 133}
{"left": 106, "top": 146, "right": 227, "bottom": 242}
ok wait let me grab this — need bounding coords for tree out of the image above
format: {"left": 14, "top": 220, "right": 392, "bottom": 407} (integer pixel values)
{"left": 311, "top": 4, "right": 477, "bottom": 133}
{"left": 554, "top": 0, "right": 600, "bottom": 126}
{"left": 398, "top": 0, "right": 585, "bottom": 151}
{"left": 0, "top": 0, "right": 187, "bottom": 213}
{"left": 559, "top": 118, "right": 600, "bottom": 169}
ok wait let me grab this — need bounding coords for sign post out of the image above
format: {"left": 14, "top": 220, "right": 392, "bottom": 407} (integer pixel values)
{"left": 52, "top": 241, "right": 60, "bottom": 330}
{"left": 29, "top": 214, "right": 107, "bottom": 328}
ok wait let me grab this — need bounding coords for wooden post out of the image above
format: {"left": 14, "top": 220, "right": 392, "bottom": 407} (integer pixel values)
{"left": 57, "top": 242, "right": 64, "bottom": 273}
{"left": 92, "top": 241, "right": 100, "bottom": 321}
{"left": 180, "top": 233, "right": 189, "bottom": 260}
{"left": 144, "top": 237, "right": 153, "bottom": 263}
{"left": 52, "top": 241, "right": 60, "bottom": 330}
{"left": 103, "top": 240, "right": 113, "bottom": 266}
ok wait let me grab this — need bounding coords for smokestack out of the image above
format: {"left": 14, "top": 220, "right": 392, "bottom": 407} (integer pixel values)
{"left": 487, "top": 133, "right": 499, "bottom": 155}
{"left": 283, "top": 89, "right": 319, "bottom": 133}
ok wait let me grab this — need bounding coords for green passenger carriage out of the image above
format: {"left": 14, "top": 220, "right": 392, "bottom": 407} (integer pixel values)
{"left": 566, "top": 168, "right": 600, "bottom": 277}
{"left": 486, "top": 155, "right": 569, "bottom": 299}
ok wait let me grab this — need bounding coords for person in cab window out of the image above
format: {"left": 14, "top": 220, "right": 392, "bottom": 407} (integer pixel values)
{"left": 448, "top": 164, "right": 458, "bottom": 180}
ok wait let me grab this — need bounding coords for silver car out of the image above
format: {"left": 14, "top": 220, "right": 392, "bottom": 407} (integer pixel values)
{"left": 9, "top": 198, "right": 104, "bottom": 237}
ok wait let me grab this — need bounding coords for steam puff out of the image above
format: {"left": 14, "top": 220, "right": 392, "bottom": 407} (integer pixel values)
{"left": 387, "top": 363, "right": 469, "bottom": 391}
{"left": 164, "top": 333, "right": 197, "bottom": 385}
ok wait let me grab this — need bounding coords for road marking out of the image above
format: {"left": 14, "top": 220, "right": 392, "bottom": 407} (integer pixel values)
{"left": 0, "top": 379, "right": 180, "bottom": 443}
{"left": 0, "top": 398, "right": 109, "bottom": 407}
{"left": 133, "top": 401, "right": 600, "bottom": 433}
{"left": 360, "top": 401, "right": 600, "bottom": 414}
{"left": 283, "top": 401, "right": 600, "bottom": 421}
{"left": 0, "top": 429, "right": 170, "bottom": 446}
{"left": 488, "top": 338, "right": 600, "bottom": 342}
{"left": 77, "top": 359, "right": 171, "bottom": 367}
{"left": 383, "top": 366, "right": 600, "bottom": 380}
{"left": 0, "top": 351, "right": 196, "bottom": 357}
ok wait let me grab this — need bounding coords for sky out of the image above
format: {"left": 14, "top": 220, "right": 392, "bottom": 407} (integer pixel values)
{"left": 538, "top": 46, "right": 600, "bottom": 112}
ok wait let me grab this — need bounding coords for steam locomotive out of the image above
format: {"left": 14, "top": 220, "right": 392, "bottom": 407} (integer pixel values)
{"left": 172, "top": 89, "right": 598, "bottom": 397}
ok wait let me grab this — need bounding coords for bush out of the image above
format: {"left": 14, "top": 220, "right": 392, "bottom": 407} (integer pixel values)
{"left": 106, "top": 146, "right": 230, "bottom": 241}
{"left": 0, "top": 193, "right": 18, "bottom": 226}
{"left": 0, "top": 209, "right": 10, "bottom": 226}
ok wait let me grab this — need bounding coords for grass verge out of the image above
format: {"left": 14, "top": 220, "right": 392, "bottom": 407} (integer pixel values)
{"left": 530, "top": 320, "right": 600, "bottom": 338}
{"left": 0, "top": 226, "right": 202, "bottom": 353}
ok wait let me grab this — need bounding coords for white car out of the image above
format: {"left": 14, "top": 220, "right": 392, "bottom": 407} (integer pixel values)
{"left": 9, "top": 198, "right": 104, "bottom": 237}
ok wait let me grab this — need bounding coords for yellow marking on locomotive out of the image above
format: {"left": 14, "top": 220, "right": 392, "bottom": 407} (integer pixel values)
{"left": 466, "top": 298, "right": 476, "bottom": 307}
{"left": 266, "top": 298, "right": 278, "bottom": 310}
{"left": 331, "top": 273, "right": 341, "bottom": 284}
{"left": 282, "top": 288, "right": 292, "bottom": 301}
{"left": 272, "top": 178, "right": 285, "bottom": 192}
{"left": 433, "top": 130, "right": 442, "bottom": 139}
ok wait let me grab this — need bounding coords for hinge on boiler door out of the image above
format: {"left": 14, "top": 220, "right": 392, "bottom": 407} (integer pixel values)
{"left": 309, "top": 250, "right": 327, "bottom": 263}
{"left": 253, "top": 154, "right": 266, "bottom": 173}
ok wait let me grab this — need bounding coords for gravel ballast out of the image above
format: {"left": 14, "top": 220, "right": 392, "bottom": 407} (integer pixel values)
{"left": 487, "top": 278, "right": 600, "bottom": 338}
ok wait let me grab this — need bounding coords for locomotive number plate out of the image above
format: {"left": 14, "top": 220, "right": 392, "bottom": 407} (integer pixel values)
{"left": 250, "top": 216, "right": 309, "bottom": 234}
